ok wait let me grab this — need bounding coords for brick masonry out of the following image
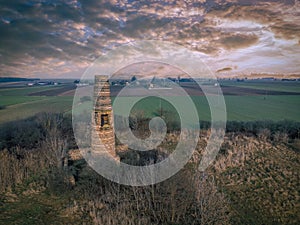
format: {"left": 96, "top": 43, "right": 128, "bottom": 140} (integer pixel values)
{"left": 92, "top": 75, "right": 119, "bottom": 160}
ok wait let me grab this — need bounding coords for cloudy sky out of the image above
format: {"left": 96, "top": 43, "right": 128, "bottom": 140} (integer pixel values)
{"left": 0, "top": 0, "right": 299, "bottom": 78}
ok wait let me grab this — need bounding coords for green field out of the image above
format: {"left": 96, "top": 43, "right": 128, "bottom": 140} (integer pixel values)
{"left": 0, "top": 81, "right": 299, "bottom": 124}
{"left": 116, "top": 95, "right": 300, "bottom": 122}
{"left": 0, "top": 86, "right": 73, "bottom": 124}
{"left": 220, "top": 80, "right": 300, "bottom": 93}
{"left": 0, "top": 96, "right": 73, "bottom": 124}
{"left": 0, "top": 96, "right": 46, "bottom": 107}
{"left": 224, "top": 95, "right": 300, "bottom": 121}
{"left": 0, "top": 86, "right": 64, "bottom": 97}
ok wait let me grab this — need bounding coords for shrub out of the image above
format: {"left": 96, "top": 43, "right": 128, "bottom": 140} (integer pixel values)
{"left": 258, "top": 128, "right": 271, "bottom": 141}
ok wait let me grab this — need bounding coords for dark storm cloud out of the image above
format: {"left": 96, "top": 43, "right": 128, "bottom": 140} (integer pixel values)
{"left": 0, "top": 0, "right": 120, "bottom": 71}
{"left": 0, "top": 1, "right": 77, "bottom": 60}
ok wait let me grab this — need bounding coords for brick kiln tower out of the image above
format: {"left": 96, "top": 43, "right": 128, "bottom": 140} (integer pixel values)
{"left": 92, "top": 75, "right": 118, "bottom": 160}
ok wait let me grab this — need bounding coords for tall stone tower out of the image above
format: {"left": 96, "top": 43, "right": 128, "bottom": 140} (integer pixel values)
{"left": 92, "top": 75, "right": 118, "bottom": 159}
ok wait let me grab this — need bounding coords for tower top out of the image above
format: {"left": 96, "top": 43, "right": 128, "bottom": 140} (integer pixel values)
{"left": 95, "top": 75, "right": 109, "bottom": 82}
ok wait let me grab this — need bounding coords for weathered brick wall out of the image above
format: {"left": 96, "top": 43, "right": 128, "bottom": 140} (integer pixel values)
{"left": 92, "top": 75, "right": 118, "bottom": 159}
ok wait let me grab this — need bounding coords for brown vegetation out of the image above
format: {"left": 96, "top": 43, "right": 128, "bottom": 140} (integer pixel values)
{"left": 0, "top": 113, "right": 300, "bottom": 224}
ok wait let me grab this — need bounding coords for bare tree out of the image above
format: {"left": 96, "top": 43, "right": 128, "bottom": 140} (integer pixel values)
{"left": 258, "top": 128, "right": 271, "bottom": 141}
{"left": 191, "top": 172, "right": 231, "bottom": 225}
{"left": 80, "top": 167, "right": 231, "bottom": 225}
{"left": 273, "top": 131, "right": 289, "bottom": 143}
{"left": 37, "top": 113, "right": 68, "bottom": 169}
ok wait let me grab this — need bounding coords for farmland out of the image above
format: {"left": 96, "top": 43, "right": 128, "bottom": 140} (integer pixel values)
{"left": 0, "top": 80, "right": 299, "bottom": 124}
{"left": 0, "top": 79, "right": 299, "bottom": 225}
{"left": 113, "top": 80, "right": 300, "bottom": 122}
{"left": 0, "top": 84, "right": 74, "bottom": 124}
{"left": 220, "top": 79, "right": 300, "bottom": 93}
{"left": 116, "top": 95, "right": 300, "bottom": 123}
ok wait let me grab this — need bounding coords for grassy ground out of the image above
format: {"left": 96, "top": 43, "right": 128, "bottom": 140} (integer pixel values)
{"left": 0, "top": 86, "right": 63, "bottom": 97}
{"left": 0, "top": 81, "right": 299, "bottom": 124}
{"left": 0, "top": 187, "right": 81, "bottom": 225}
{"left": 0, "top": 96, "right": 73, "bottom": 124}
{"left": 0, "top": 85, "right": 73, "bottom": 124}
{"left": 215, "top": 139, "right": 300, "bottom": 225}
{"left": 0, "top": 193, "right": 67, "bottom": 225}
{"left": 224, "top": 95, "right": 300, "bottom": 121}
{"left": 0, "top": 96, "right": 46, "bottom": 107}
{"left": 114, "top": 95, "right": 300, "bottom": 122}
{"left": 220, "top": 80, "right": 300, "bottom": 93}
